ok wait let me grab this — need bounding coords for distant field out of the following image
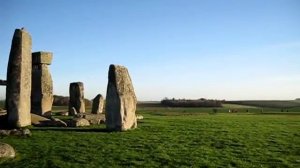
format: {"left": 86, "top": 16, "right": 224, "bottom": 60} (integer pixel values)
{"left": 218, "top": 103, "right": 257, "bottom": 109}
{"left": 138, "top": 103, "right": 300, "bottom": 115}
{"left": 226, "top": 100, "right": 300, "bottom": 108}
{"left": 2, "top": 100, "right": 300, "bottom": 110}
{"left": 0, "top": 104, "right": 299, "bottom": 167}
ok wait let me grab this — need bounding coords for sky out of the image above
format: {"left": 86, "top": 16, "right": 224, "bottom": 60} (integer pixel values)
{"left": 0, "top": 0, "right": 300, "bottom": 101}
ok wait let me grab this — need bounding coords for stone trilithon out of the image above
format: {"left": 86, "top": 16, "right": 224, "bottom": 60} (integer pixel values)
{"left": 31, "top": 51, "right": 53, "bottom": 116}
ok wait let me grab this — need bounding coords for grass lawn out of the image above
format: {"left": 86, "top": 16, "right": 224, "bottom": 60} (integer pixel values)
{"left": 0, "top": 106, "right": 299, "bottom": 167}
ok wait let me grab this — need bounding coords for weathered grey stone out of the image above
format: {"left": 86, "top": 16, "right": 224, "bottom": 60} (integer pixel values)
{"left": 31, "top": 113, "right": 49, "bottom": 125}
{"left": 56, "top": 111, "right": 69, "bottom": 116}
{"left": 0, "top": 143, "right": 15, "bottom": 158}
{"left": 10, "top": 128, "right": 31, "bottom": 137}
{"left": 31, "top": 52, "right": 53, "bottom": 116}
{"left": 6, "top": 28, "right": 32, "bottom": 128}
{"left": 69, "top": 107, "right": 77, "bottom": 116}
{"left": 91, "top": 94, "right": 104, "bottom": 114}
{"left": 43, "top": 111, "right": 52, "bottom": 117}
{"left": 0, "top": 130, "right": 10, "bottom": 136}
{"left": 32, "top": 51, "right": 52, "bottom": 65}
{"left": 21, "top": 128, "right": 32, "bottom": 136}
{"left": 0, "top": 128, "right": 31, "bottom": 137}
{"left": 50, "top": 117, "right": 67, "bottom": 127}
{"left": 76, "top": 113, "right": 105, "bottom": 125}
{"left": 31, "top": 113, "right": 67, "bottom": 127}
{"left": 69, "top": 82, "right": 85, "bottom": 114}
{"left": 69, "top": 118, "right": 90, "bottom": 127}
{"left": 105, "top": 64, "right": 137, "bottom": 131}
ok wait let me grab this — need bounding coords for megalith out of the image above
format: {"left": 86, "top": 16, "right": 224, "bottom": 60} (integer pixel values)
{"left": 69, "top": 82, "right": 85, "bottom": 115}
{"left": 6, "top": 28, "right": 32, "bottom": 127}
{"left": 69, "top": 107, "right": 77, "bottom": 116}
{"left": 91, "top": 94, "right": 104, "bottom": 114}
{"left": 31, "top": 52, "right": 53, "bottom": 116}
{"left": 105, "top": 64, "right": 137, "bottom": 131}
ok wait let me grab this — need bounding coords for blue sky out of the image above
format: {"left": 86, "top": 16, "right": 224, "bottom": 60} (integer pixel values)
{"left": 1, "top": 0, "right": 300, "bottom": 100}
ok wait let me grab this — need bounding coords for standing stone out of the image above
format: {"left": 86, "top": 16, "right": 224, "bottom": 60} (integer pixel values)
{"left": 69, "top": 82, "right": 85, "bottom": 115}
{"left": 105, "top": 64, "right": 137, "bottom": 131}
{"left": 69, "top": 107, "right": 77, "bottom": 116}
{"left": 31, "top": 52, "right": 53, "bottom": 116}
{"left": 91, "top": 94, "right": 104, "bottom": 114}
{"left": 6, "top": 28, "right": 32, "bottom": 127}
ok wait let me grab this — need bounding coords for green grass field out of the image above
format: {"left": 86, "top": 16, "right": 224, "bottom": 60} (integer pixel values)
{"left": 0, "top": 105, "right": 300, "bottom": 167}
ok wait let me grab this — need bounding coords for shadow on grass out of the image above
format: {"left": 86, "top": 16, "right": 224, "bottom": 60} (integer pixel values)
{"left": 31, "top": 127, "right": 110, "bottom": 133}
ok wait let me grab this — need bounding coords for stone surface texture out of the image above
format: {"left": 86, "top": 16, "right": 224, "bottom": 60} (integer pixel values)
{"left": 69, "top": 118, "right": 90, "bottom": 127}
{"left": 6, "top": 28, "right": 32, "bottom": 127}
{"left": 77, "top": 113, "right": 105, "bottom": 125}
{"left": 69, "top": 107, "right": 77, "bottom": 116}
{"left": 0, "top": 143, "right": 15, "bottom": 158}
{"left": 56, "top": 111, "right": 69, "bottom": 116}
{"left": 0, "top": 128, "right": 31, "bottom": 137}
{"left": 32, "top": 51, "right": 52, "bottom": 65}
{"left": 31, "top": 52, "right": 53, "bottom": 116}
{"left": 91, "top": 94, "right": 104, "bottom": 114}
{"left": 69, "top": 82, "right": 85, "bottom": 114}
{"left": 105, "top": 64, "right": 137, "bottom": 131}
{"left": 31, "top": 113, "right": 67, "bottom": 127}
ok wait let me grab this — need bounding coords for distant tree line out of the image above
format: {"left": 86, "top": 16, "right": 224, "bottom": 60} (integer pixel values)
{"left": 161, "top": 98, "right": 223, "bottom": 107}
{"left": 226, "top": 100, "right": 300, "bottom": 108}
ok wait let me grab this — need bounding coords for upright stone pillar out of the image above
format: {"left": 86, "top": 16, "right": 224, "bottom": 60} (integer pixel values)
{"left": 31, "top": 52, "right": 53, "bottom": 116}
{"left": 69, "top": 82, "right": 85, "bottom": 115}
{"left": 91, "top": 94, "right": 104, "bottom": 114}
{"left": 105, "top": 64, "right": 137, "bottom": 131}
{"left": 6, "top": 28, "right": 32, "bottom": 127}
